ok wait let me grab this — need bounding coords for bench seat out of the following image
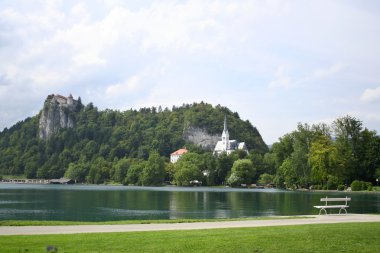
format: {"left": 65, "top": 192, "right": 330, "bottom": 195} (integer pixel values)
{"left": 314, "top": 205, "right": 349, "bottom": 209}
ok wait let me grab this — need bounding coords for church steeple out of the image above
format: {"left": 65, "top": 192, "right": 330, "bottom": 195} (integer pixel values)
{"left": 221, "top": 115, "right": 229, "bottom": 151}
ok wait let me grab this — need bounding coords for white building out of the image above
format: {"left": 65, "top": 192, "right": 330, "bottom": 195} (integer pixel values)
{"left": 170, "top": 148, "right": 188, "bottom": 163}
{"left": 213, "top": 116, "right": 248, "bottom": 155}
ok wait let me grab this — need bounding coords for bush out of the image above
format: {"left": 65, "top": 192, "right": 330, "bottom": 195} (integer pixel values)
{"left": 351, "top": 180, "right": 372, "bottom": 191}
{"left": 337, "top": 185, "right": 345, "bottom": 191}
{"left": 351, "top": 180, "right": 363, "bottom": 191}
{"left": 366, "top": 182, "right": 373, "bottom": 191}
{"left": 257, "top": 173, "right": 274, "bottom": 186}
{"left": 326, "top": 175, "right": 339, "bottom": 190}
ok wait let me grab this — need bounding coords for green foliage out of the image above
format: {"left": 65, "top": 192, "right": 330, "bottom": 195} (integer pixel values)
{"left": 351, "top": 180, "right": 364, "bottom": 191}
{"left": 257, "top": 173, "right": 274, "bottom": 186}
{"left": 227, "top": 159, "right": 255, "bottom": 187}
{"left": 64, "top": 163, "right": 89, "bottom": 183}
{"left": 140, "top": 152, "right": 165, "bottom": 186}
{"left": 273, "top": 116, "right": 380, "bottom": 189}
{"left": 326, "top": 175, "right": 340, "bottom": 190}
{"left": 0, "top": 102, "right": 267, "bottom": 185}
{"left": 351, "top": 180, "right": 372, "bottom": 191}
{"left": 174, "top": 153, "right": 204, "bottom": 186}
{"left": 337, "top": 185, "right": 345, "bottom": 191}
{"left": 125, "top": 161, "right": 145, "bottom": 185}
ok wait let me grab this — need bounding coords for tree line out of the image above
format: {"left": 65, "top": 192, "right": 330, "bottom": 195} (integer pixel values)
{"left": 271, "top": 116, "right": 380, "bottom": 190}
{"left": 0, "top": 101, "right": 267, "bottom": 184}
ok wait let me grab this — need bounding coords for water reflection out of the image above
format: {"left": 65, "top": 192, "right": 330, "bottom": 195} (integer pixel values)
{"left": 0, "top": 184, "right": 379, "bottom": 221}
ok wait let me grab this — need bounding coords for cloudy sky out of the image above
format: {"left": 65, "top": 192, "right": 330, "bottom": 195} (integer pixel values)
{"left": 1, "top": 0, "right": 380, "bottom": 144}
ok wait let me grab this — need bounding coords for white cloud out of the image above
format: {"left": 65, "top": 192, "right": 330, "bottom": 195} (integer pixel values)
{"left": 311, "top": 62, "right": 346, "bottom": 79}
{"left": 360, "top": 86, "right": 380, "bottom": 102}
{"left": 106, "top": 75, "right": 141, "bottom": 98}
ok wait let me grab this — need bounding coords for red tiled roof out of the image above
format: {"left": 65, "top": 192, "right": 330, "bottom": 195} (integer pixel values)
{"left": 170, "top": 148, "right": 188, "bottom": 156}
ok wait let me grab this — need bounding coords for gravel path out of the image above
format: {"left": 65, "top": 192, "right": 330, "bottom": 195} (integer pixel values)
{"left": 1, "top": 214, "right": 379, "bottom": 235}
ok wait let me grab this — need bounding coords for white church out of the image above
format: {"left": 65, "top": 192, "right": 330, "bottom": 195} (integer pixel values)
{"left": 213, "top": 116, "right": 248, "bottom": 155}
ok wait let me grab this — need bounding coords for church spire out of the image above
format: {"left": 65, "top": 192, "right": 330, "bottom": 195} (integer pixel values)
{"left": 222, "top": 115, "right": 229, "bottom": 151}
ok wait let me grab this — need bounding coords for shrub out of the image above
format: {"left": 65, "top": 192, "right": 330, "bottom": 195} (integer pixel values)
{"left": 257, "top": 173, "right": 274, "bottom": 186}
{"left": 366, "top": 182, "right": 373, "bottom": 191}
{"left": 351, "top": 180, "right": 373, "bottom": 191}
{"left": 351, "top": 180, "right": 363, "bottom": 191}
{"left": 327, "top": 175, "right": 339, "bottom": 190}
{"left": 337, "top": 185, "right": 345, "bottom": 191}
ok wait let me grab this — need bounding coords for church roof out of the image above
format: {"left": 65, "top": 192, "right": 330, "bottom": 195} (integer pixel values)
{"left": 171, "top": 148, "right": 188, "bottom": 156}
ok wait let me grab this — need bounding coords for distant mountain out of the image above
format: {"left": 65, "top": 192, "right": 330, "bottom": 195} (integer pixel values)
{"left": 0, "top": 94, "right": 267, "bottom": 179}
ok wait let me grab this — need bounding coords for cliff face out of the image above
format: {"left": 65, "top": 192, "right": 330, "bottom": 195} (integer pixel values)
{"left": 39, "top": 94, "right": 78, "bottom": 140}
{"left": 183, "top": 125, "right": 220, "bottom": 150}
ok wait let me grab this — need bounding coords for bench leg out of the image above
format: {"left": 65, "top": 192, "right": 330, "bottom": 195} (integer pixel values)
{"left": 319, "top": 208, "right": 327, "bottom": 215}
{"left": 339, "top": 208, "right": 347, "bottom": 215}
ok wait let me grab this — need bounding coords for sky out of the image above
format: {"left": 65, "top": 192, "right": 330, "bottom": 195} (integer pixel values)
{"left": 1, "top": 0, "right": 380, "bottom": 144}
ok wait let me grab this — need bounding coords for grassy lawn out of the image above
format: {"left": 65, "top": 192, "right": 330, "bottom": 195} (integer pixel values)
{"left": 0, "top": 222, "right": 379, "bottom": 253}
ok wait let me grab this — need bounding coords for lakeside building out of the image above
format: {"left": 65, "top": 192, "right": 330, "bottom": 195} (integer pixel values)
{"left": 170, "top": 148, "right": 188, "bottom": 163}
{"left": 213, "top": 116, "right": 248, "bottom": 155}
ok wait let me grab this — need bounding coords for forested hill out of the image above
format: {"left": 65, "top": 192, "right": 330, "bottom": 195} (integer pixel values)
{"left": 0, "top": 98, "right": 267, "bottom": 179}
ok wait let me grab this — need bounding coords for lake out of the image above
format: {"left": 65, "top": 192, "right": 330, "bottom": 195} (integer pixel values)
{"left": 0, "top": 184, "right": 379, "bottom": 221}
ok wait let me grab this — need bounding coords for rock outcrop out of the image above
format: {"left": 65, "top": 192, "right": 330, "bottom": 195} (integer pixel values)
{"left": 182, "top": 125, "right": 220, "bottom": 150}
{"left": 39, "top": 94, "right": 78, "bottom": 140}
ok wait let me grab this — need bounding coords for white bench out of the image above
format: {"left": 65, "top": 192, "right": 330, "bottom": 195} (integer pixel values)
{"left": 313, "top": 196, "right": 351, "bottom": 215}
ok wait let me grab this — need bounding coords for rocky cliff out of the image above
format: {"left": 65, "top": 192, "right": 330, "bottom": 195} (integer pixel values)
{"left": 182, "top": 125, "right": 220, "bottom": 150}
{"left": 39, "top": 94, "right": 78, "bottom": 140}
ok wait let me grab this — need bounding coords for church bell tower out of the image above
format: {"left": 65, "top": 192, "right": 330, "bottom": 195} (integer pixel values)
{"left": 221, "top": 115, "right": 229, "bottom": 151}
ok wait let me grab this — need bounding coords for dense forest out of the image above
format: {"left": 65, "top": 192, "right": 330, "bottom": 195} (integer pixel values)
{"left": 0, "top": 98, "right": 379, "bottom": 190}
{"left": 271, "top": 117, "right": 380, "bottom": 190}
{"left": 0, "top": 100, "right": 267, "bottom": 185}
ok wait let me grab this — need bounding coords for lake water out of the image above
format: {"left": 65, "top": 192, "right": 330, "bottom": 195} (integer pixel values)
{"left": 0, "top": 184, "right": 379, "bottom": 221}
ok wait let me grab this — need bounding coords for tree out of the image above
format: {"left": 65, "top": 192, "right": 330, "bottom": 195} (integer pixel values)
{"left": 140, "top": 151, "right": 165, "bottom": 186}
{"left": 64, "top": 162, "right": 89, "bottom": 182}
{"left": 174, "top": 152, "right": 203, "bottom": 186}
{"left": 309, "top": 135, "right": 337, "bottom": 185}
{"left": 258, "top": 173, "right": 274, "bottom": 186}
{"left": 215, "top": 153, "right": 234, "bottom": 185}
{"left": 174, "top": 162, "right": 202, "bottom": 186}
{"left": 112, "top": 158, "right": 131, "bottom": 183}
{"left": 333, "top": 116, "right": 362, "bottom": 182}
{"left": 274, "top": 158, "right": 297, "bottom": 189}
{"left": 227, "top": 159, "right": 255, "bottom": 187}
{"left": 125, "top": 161, "right": 145, "bottom": 185}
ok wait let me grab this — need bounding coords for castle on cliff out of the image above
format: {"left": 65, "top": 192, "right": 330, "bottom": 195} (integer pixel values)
{"left": 39, "top": 94, "right": 78, "bottom": 140}
{"left": 213, "top": 116, "right": 248, "bottom": 155}
{"left": 46, "top": 93, "right": 76, "bottom": 106}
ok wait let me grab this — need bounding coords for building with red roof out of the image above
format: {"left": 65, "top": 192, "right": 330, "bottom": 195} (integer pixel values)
{"left": 170, "top": 148, "right": 188, "bottom": 163}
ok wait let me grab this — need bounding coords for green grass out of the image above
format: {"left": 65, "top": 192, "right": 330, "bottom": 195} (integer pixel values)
{"left": 0, "top": 222, "right": 379, "bottom": 252}
{"left": 0, "top": 216, "right": 309, "bottom": 226}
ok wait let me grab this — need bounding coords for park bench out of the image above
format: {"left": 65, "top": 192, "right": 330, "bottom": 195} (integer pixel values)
{"left": 313, "top": 196, "right": 351, "bottom": 215}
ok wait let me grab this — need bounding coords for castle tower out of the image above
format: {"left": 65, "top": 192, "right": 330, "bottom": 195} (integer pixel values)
{"left": 221, "top": 115, "right": 229, "bottom": 151}
{"left": 67, "top": 94, "right": 74, "bottom": 105}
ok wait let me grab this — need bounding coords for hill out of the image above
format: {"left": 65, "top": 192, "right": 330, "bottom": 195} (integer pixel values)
{"left": 0, "top": 95, "right": 267, "bottom": 180}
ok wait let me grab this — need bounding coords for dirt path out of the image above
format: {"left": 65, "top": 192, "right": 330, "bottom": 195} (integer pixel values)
{"left": 1, "top": 214, "right": 379, "bottom": 235}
